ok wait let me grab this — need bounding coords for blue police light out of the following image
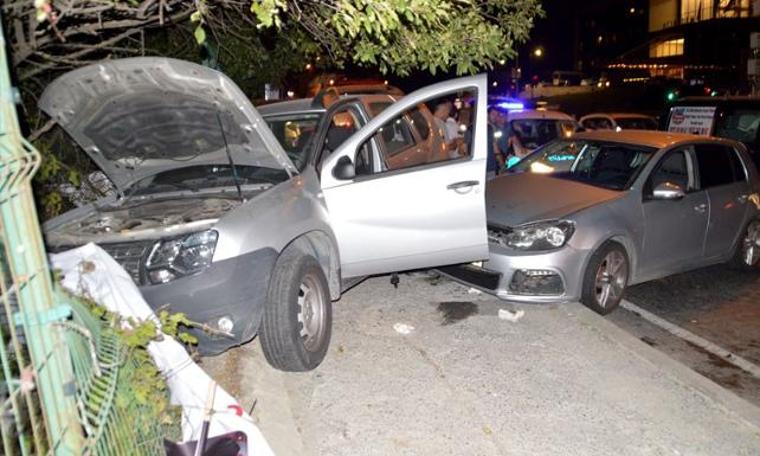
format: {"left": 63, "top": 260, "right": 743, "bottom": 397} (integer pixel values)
{"left": 496, "top": 101, "right": 525, "bottom": 111}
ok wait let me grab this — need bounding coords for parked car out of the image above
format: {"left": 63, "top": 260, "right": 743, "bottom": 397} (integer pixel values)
{"left": 580, "top": 113, "right": 658, "bottom": 131}
{"left": 505, "top": 109, "right": 580, "bottom": 151}
{"left": 41, "top": 58, "right": 490, "bottom": 371}
{"left": 440, "top": 130, "right": 760, "bottom": 314}
{"left": 661, "top": 97, "right": 760, "bottom": 167}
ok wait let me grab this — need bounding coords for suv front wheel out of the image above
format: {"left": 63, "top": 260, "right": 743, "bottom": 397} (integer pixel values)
{"left": 259, "top": 249, "right": 332, "bottom": 371}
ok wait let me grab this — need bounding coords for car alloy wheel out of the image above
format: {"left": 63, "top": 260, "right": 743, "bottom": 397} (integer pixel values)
{"left": 594, "top": 250, "right": 628, "bottom": 309}
{"left": 297, "top": 273, "right": 328, "bottom": 352}
{"left": 741, "top": 220, "right": 760, "bottom": 267}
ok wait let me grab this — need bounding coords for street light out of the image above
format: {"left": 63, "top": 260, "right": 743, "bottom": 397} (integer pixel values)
{"left": 533, "top": 47, "right": 544, "bottom": 58}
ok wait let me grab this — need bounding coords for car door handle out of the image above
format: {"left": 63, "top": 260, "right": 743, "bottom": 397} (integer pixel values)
{"left": 447, "top": 180, "right": 479, "bottom": 190}
{"left": 693, "top": 203, "right": 707, "bottom": 213}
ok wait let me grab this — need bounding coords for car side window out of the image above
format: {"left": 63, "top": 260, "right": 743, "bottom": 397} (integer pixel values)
{"left": 324, "top": 108, "right": 359, "bottom": 153}
{"left": 408, "top": 106, "right": 431, "bottom": 141}
{"left": 694, "top": 144, "right": 744, "bottom": 189}
{"left": 583, "top": 117, "right": 612, "bottom": 130}
{"left": 595, "top": 118, "right": 613, "bottom": 130}
{"left": 645, "top": 149, "right": 691, "bottom": 197}
{"left": 356, "top": 90, "right": 474, "bottom": 176}
{"left": 316, "top": 105, "right": 373, "bottom": 174}
{"left": 380, "top": 116, "right": 417, "bottom": 157}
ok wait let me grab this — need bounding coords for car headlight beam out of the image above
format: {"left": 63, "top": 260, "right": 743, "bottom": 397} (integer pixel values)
{"left": 145, "top": 229, "right": 218, "bottom": 284}
{"left": 488, "top": 221, "right": 575, "bottom": 251}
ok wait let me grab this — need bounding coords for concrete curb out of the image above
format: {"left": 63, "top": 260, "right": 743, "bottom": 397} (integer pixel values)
{"left": 572, "top": 301, "right": 760, "bottom": 428}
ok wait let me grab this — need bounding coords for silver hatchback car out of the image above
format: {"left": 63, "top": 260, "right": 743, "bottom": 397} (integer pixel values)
{"left": 442, "top": 130, "right": 760, "bottom": 314}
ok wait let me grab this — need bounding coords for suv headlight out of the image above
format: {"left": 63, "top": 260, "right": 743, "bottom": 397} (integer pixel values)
{"left": 144, "top": 230, "right": 218, "bottom": 284}
{"left": 488, "top": 221, "right": 575, "bottom": 251}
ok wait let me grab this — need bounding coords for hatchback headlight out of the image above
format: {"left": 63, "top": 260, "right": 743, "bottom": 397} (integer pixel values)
{"left": 488, "top": 221, "right": 575, "bottom": 251}
{"left": 145, "top": 230, "right": 218, "bottom": 284}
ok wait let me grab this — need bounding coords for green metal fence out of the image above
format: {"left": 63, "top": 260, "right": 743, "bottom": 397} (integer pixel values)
{"left": 1, "top": 14, "right": 177, "bottom": 455}
{"left": 0, "top": 16, "right": 85, "bottom": 455}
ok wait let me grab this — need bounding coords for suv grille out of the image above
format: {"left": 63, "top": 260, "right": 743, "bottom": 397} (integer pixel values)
{"left": 100, "top": 240, "right": 155, "bottom": 285}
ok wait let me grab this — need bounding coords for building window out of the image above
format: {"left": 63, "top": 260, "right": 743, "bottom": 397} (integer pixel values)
{"left": 716, "top": 0, "right": 751, "bottom": 18}
{"left": 649, "top": 38, "right": 685, "bottom": 58}
{"left": 681, "top": 0, "right": 713, "bottom": 22}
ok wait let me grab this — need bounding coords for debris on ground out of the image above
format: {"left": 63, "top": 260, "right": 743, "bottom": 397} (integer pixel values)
{"left": 393, "top": 323, "right": 415, "bottom": 334}
{"left": 468, "top": 288, "right": 482, "bottom": 295}
{"left": 498, "top": 309, "right": 525, "bottom": 322}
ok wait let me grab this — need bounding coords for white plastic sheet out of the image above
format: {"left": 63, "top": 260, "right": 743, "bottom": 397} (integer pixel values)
{"left": 51, "top": 243, "right": 274, "bottom": 455}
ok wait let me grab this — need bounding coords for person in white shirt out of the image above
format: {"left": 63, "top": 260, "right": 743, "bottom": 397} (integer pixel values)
{"left": 433, "top": 101, "right": 463, "bottom": 158}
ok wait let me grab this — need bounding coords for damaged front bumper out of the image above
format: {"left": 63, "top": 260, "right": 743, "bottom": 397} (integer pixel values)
{"left": 439, "top": 244, "right": 591, "bottom": 304}
{"left": 141, "top": 247, "right": 277, "bottom": 355}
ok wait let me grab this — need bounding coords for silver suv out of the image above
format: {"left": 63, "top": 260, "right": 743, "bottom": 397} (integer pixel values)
{"left": 42, "top": 58, "right": 490, "bottom": 371}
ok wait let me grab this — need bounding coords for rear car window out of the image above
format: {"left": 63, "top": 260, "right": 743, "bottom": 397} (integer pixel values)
{"left": 510, "top": 119, "right": 576, "bottom": 150}
{"left": 615, "top": 117, "right": 658, "bottom": 130}
{"left": 695, "top": 144, "right": 745, "bottom": 188}
{"left": 714, "top": 109, "right": 760, "bottom": 144}
{"left": 582, "top": 117, "right": 613, "bottom": 130}
{"left": 368, "top": 102, "right": 393, "bottom": 117}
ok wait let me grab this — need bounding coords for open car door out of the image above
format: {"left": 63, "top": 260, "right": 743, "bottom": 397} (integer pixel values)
{"left": 320, "top": 75, "right": 489, "bottom": 278}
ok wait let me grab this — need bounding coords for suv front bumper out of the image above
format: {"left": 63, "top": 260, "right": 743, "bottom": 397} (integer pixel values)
{"left": 141, "top": 247, "right": 278, "bottom": 355}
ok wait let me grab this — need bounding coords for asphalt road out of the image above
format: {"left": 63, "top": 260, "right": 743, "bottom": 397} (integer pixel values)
{"left": 608, "top": 264, "right": 760, "bottom": 406}
{"left": 203, "top": 274, "right": 760, "bottom": 455}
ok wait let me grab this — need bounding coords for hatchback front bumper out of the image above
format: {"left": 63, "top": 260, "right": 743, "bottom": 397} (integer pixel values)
{"left": 439, "top": 244, "right": 591, "bottom": 304}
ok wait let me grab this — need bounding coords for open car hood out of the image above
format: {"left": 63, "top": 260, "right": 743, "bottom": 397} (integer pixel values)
{"left": 39, "top": 57, "right": 296, "bottom": 192}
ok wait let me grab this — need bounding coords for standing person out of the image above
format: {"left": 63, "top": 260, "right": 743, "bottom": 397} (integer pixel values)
{"left": 487, "top": 107, "right": 506, "bottom": 179}
{"left": 504, "top": 123, "right": 531, "bottom": 169}
{"left": 433, "top": 101, "right": 462, "bottom": 159}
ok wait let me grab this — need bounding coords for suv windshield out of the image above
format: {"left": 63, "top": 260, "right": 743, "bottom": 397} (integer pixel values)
{"left": 127, "top": 165, "right": 289, "bottom": 197}
{"left": 508, "top": 139, "right": 657, "bottom": 190}
{"left": 510, "top": 119, "right": 576, "bottom": 149}
{"left": 264, "top": 113, "right": 323, "bottom": 170}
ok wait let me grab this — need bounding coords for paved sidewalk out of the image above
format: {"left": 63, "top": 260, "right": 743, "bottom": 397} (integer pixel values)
{"left": 203, "top": 275, "right": 760, "bottom": 455}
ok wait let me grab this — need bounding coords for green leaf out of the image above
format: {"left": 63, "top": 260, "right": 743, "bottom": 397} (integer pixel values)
{"left": 194, "top": 26, "right": 207, "bottom": 45}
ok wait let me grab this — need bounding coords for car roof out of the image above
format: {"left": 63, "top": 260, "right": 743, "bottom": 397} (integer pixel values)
{"left": 572, "top": 129, "right": 719, "bottom": 149}
{"left": 582, "top": 112, "right": 655, "bottom": 120}
{"left": 508, "top": 110, "right": 574, "bottom": 121}
{"left": 256, "top": 92, "right": 399, "bottom": 118}
{"left": 332, "top": 84, "right": 404, "bottom": 96}
{"left": 256, "top": 98, "right": 324, "bottom": 117}
{"left": 671, "top": 97, "right": 760, "bottom": 107}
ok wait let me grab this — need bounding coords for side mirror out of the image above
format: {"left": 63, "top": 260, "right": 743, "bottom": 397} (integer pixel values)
{"left": 332, "top": 156, "right": 356, "bottom": 180}
{"left": 652, "top": 182, "right": 685, "bottom": 200}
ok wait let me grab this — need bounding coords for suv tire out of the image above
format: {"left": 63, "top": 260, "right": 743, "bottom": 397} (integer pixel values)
{"left": 581, "top": 241, "right": 629, "bottom": 315}
{"left": 259, "top": 249, "right": 332, "bottom": 371}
